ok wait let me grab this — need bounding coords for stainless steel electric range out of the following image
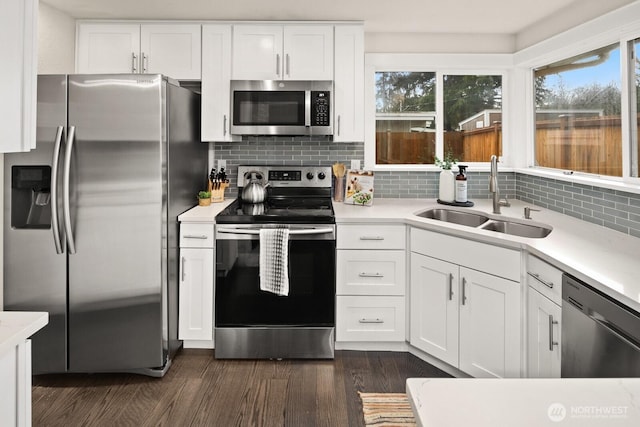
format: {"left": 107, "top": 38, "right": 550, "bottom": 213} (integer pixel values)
{"left": 214, "top": 165, "right": 336, "bottom": 359}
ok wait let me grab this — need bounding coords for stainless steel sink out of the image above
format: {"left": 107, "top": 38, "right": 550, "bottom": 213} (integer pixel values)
{"left": 415, "top": 208, "right": 489, "bottom": 227}
{"left": 480, "top": 220, "right": 552, "bottom": 238}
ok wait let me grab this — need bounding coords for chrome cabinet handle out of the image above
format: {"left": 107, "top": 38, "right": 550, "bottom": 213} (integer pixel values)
{"left": 359, "top": 236, "right": 384, "bottom": 241}
{"left": 359, "top": 272, "right": 383, "bottom": 278}
{"left": 548, "top": 314, "right": 559, "bottom": 351}
{"left": 142, "top": 52, "right": 148, "bottom": 73}
{"left": 276, "top": 53, "right": 280, "bottom": 77}
{"left": 63, "top": 126, "right": 76, "bottom": 254}
{"left": 286, "top": 53, "right": 290, "bottom": 76}
{"left": 359, "top": 318, "right": 383, "bottom": 324}
{"left": 223, "top": 115, "right": 227, "bottom": 136}
{"left": 131, "top": 52, "right": 137, "bottom": 73}
{"left": 337, "top": 115, "right": 341, "bottom": 136}
{"left": 51, "top": 126, "right": 65, "bottom": 254}
{"left": 461, "top": 277, "right": 467, "bottom": 305}
{"left": 448, "top": 273, "right": 454, "bottom": 301}
{"left": 181, "top": 257, "right": 186, "bottom": 281}
{"left": 183, "top": 234, "right": 208, "bottom": 239}
{"left": 529, "top": 272, "right": 554, "bottom": 289}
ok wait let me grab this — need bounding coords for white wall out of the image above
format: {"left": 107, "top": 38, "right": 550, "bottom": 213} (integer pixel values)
{"left": 365, "top": 32, "right": 515, "bottom": 54}
{"left": 38, "top": 2, "right": 75, "bottom": 74}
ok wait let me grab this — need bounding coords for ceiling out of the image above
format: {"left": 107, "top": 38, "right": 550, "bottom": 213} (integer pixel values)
{"left": 40, "top": 0, "right": 637, "bottom": 36}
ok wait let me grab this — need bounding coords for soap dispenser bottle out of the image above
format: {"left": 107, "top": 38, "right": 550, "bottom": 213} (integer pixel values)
{"left": 455, "top": 165, "right": 468, "bottom": 203}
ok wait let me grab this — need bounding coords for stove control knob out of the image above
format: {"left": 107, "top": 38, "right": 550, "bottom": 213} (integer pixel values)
{"left": 306, "top": 172, "right": 314, "bottom": 180}
{"left": 318, "top": 172, "right": 326, "bottom": 180}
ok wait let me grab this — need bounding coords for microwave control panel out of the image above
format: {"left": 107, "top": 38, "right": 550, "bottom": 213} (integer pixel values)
{"left": 311, "top": 91, "right": 330, "bottom": 127}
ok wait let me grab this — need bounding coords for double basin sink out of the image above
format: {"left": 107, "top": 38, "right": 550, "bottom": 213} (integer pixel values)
{"left": 416, "top": 208, "right": 552, "bottom": 238}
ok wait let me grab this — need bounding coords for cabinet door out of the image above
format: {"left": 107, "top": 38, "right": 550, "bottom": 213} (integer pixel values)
{"left": 283, "top": 25, "right": 333, "bottom": 80}
{"left": 232, "top": 25, "right": 283, "bottom": 80}
{"left": 527, "top": 287, "right": 561, "bottom": 378}
{"left": 410, "top": 253, "right": 459, "bottom": 367}
{"left": 202, "top": 24, "right": 233, "bottom": 142}
{"left": 459, "top": 267, "right": 521, "bottom": 378}
{"left": 140, "top": 24, "right": 201, "bottom": 80}
{"left": 0, "top": 0, "right": 37, "bottom": 152}
{"left": 333, "top": 25, "right": 364, "bottom": 142}
{"left": 178, "top": 248, "right": 214, "bottom": 341}
{"left": 76, "top": 23, "right": 141, "bottom": 74}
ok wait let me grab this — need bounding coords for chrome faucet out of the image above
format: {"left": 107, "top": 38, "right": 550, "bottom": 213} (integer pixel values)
{"left": 489, "top": 155, "right": 510, "bottom": 213}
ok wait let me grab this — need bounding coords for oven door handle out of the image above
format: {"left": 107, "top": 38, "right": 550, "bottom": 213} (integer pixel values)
{"left": 216, "top": 227, "right": 334, "bottom": 236}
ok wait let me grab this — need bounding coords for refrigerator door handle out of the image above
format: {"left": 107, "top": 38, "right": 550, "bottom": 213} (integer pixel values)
{"left": 63, "top": 125, "right": 77, "bottom": 254}
{"left": 51, "top": 126, "right": 65, "bottom": 254}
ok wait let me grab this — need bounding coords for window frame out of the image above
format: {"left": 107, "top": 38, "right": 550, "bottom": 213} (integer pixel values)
{"left": 513, "top": 13, "right": 640, "bottom": 188}
{"left": 364, "top": 53, "right": 513, "bottom": 171}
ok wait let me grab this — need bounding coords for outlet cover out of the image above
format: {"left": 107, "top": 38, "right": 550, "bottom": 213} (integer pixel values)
{"left": 217, "top": 159, "right": 226, "bottom": 170}
{"left": 350, "top": 160, "right": 360, "bottom": 170}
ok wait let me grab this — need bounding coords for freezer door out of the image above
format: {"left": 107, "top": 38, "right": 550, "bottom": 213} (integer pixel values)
{"left": 3, "top": 74, "right": 68, "bottom": 374}
{"left": 66, "top": 75, "right": 166, "bottom": 372}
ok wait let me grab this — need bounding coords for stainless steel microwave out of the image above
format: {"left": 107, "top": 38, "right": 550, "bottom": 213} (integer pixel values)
{"left": 230, "top": 80, "right": 333, "bottom": 136}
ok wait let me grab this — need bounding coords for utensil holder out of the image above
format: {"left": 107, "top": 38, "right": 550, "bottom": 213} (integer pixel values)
{"left": 333, "top": 175, "right": 345, "bottom": 202}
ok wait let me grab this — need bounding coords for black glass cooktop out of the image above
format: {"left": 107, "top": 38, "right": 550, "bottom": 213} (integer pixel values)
{"left": 215, "top": 197, "right": 335, "bottom": 224}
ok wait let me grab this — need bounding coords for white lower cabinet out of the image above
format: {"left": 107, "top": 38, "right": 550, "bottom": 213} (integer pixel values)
{"left": 527, "top": 286, "right": 561, "bottom": 378}
{"left": 336, "top": 295, "right": 405, "bottom": 342}
{"left": 178, "top": 223, "right": 215, "bottom": 345}
{"left": 335, "top": 223, "right": 406, "bottom": 344}
{"left": 410, "top": 227, "right": 522, "bottom": 378}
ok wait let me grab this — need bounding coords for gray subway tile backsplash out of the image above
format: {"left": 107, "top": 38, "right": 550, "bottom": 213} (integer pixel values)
{"left": 211, "top": 138, "right": 640, "bottom": 238}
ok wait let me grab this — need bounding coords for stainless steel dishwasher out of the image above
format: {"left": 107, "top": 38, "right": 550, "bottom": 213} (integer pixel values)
{"left": 562, "top": 273, "right": 640, "bottom": 377}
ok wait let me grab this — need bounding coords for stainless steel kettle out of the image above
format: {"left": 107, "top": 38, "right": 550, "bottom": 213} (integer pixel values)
{"left": 241, "top": 171, "right": 270, "bottom": 203}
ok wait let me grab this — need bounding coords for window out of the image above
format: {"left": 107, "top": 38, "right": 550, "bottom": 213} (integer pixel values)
{"left": 375, "top": 72, "right": 436, "bottom": 165}
{"left": 443, "top": 74, "right": 502, "bottom": 163}
{"left": 533, "top": 44, "right": 622, "bottom": 177}
{"left": 372, "top": 70, "right": 504, "bottom": 167}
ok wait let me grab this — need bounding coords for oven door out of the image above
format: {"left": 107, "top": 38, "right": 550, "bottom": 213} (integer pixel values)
{"left": 215, "top": 224, "right": 335, "bottom": 327}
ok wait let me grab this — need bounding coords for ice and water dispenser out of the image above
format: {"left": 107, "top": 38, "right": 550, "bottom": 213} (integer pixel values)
{"left": 11, "top": 166, "right": 52, "bottom": 229}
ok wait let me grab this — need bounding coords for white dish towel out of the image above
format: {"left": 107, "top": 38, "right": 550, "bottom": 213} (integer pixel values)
{"left": 259, "top": 228, "right": 290, "bottom": 296}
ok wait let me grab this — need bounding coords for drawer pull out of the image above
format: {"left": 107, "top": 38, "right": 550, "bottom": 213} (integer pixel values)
{"left": 359, "top": 272, "right": 383, "bottom": 278}
{"left": 359, "top": 236, "right": 384, "bottom": 241}
{"left": 529, "top": 272, "right": 554, "bottom": 289}
{"left": 183, "top": 234, "right": 209, "bottom": 240}
{"left": 359, "top": 318, "right": 384, "bottom": 324}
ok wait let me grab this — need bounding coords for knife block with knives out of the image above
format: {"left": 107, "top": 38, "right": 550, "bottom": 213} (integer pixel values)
{"left": 208, "top": 167, "right": 229, "bottom": 202}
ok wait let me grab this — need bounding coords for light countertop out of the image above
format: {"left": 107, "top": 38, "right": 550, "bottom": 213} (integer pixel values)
{"left": 0, "top": 311, "right": 48, "bottom": 355}
{"left": 406, "top": 377, "right": 640, "bottom": 426}
{"left": 178, "top": 197, "right": 640, "bottom": 312}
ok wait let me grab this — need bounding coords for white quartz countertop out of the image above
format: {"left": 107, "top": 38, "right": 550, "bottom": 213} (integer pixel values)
{"left": 407, "top": 377, "right": 640, "bottom": 426}
{"left": 178, "top": 197, "right": 640, "bottom": 311}
{"left": 0, "top": 311, "right": 48, "bottom": 355}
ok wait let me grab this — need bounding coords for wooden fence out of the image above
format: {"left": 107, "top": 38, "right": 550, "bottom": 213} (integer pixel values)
{"left": 377, "top": 116, "right": 628, "bottom": 177}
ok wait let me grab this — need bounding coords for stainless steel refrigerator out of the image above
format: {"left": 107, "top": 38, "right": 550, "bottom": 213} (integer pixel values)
{"left": 3, "top": 74, "right": 207, "bottom": 376}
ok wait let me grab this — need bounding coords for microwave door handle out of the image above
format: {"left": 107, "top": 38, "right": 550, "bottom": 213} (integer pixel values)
{"left": 305, "top": 90, "right": 311, "bottom": 127}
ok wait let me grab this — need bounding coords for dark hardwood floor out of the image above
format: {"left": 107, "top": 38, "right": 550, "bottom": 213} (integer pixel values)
{"left": 32, "top": 349, "right": 451, "bottom": 427}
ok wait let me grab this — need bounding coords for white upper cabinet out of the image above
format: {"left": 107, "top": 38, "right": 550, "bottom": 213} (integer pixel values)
{"left": 232, "top": 24, "right": 334, "bottom": 80}
{"left": 333, "top": 25, "right": 364, "bottom": 142}
{"left": 76, "top": 23, "right": 201, "bottom": 80}
{"left": 201, "top": 24, "right": 234, "bottom": 142}
{"left": 0, "top": 0, "right": 38, "bottom": 152}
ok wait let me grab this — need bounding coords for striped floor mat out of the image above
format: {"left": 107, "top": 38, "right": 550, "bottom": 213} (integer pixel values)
{"left": 359, "top": 392, "right": 417, "bottom": 426}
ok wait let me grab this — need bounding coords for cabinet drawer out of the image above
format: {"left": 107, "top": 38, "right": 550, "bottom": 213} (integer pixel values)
{"left": 180, "top": 223, "right": 215, "bottom": 248}
{"left": 527, "top": 255, "right": 563, "bottom": 306}
{"left": 337, "top": 224, "right": 406, "bottom": 250}
{"left": 336, "top": 296, "right": 405, "bottom": 342}
{"left": 411, "top": 227, "right": 520, "bottom": 281}
{"left": 337, "top": 250, "right": 405, "bottom": 296}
